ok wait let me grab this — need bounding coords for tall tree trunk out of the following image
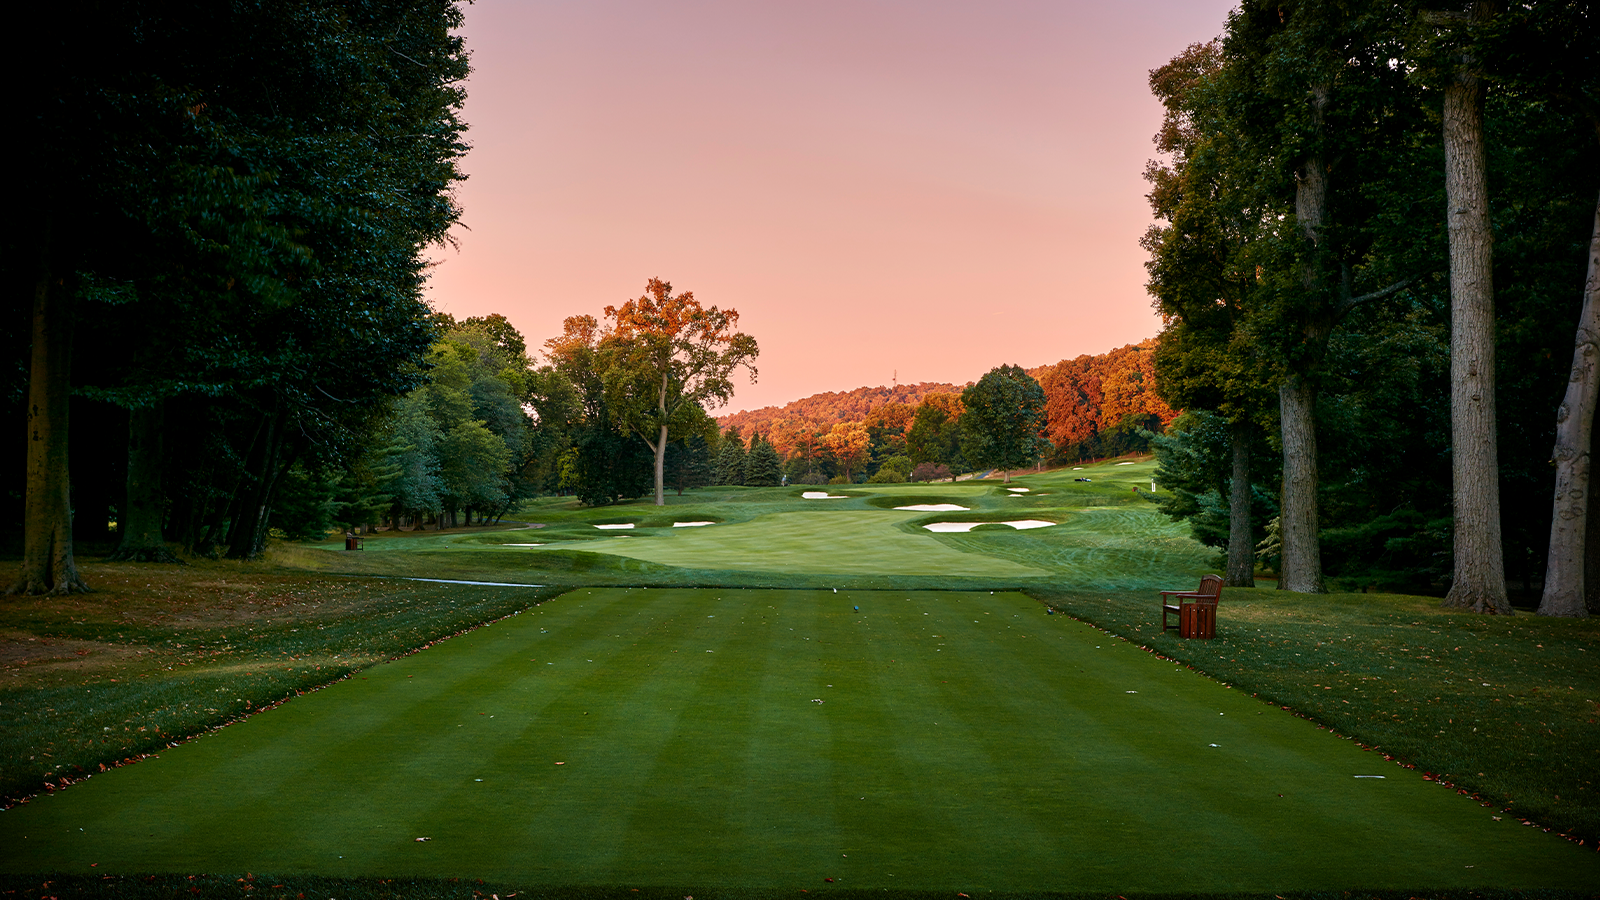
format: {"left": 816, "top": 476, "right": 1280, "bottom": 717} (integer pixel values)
{"left": 1275, "top": 82, "right": 1331, "bottom": 596}
{"left": 1539, "top": 191, "right": 1600, "bottom": 617}
{"left": 1278, "top": 377, "right": 1323, "bottom": 593}
{"left": 108, "top": 401, "right": 180, "bottom": 563}
{"left": 1441, "top": 9, "right": 1511, "bottom": 614}
{"left": 1225, "top": 420, "right": 1255, "bottom": 587}
{"left": 652, "top": 422, "right": 667, "bottom": 506}
{"left": 11, "top": 263, "right": 89, "bottom": 595}
{"left": 226, "top": 407, "right": 285, "bottom": 560}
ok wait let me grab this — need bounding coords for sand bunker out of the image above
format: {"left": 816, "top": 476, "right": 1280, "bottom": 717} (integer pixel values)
{"left": 1007, "top": 487, "right": 1030, "bottom": 492}
{"left": 503, "top": 542, "right": 545, "bottom": 547}
{"left": 802, "top": 491, "right": 848, "bottom": 499}
{"left": 595, "top": 523, "right": 635, "bottom": 530}
{"left": 923, "top": 520, "right": 1054, "bottom": 533}
{"left": 673, "top": 521, "right": 715, "bottom": 527}
{"left": 1116, "top": 461, "right": 1136, "bottom": 466}
{"left": 894, "top": 503, "right": 969, "bottom": 511}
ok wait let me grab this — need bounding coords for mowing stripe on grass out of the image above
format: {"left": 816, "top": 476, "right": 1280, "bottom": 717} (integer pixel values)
{"left": 2, "top": 588, "right": 1594, "bottom": 892}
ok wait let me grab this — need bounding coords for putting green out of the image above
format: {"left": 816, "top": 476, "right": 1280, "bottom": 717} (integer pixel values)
{"left": 3, "top": 588, "right": 1594, "bottom": 892}
{"left": 548, "top": 510, "right": 1051, "bottom": 577}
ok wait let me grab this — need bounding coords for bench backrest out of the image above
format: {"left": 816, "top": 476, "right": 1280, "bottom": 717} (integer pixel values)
{"left": 1195, "top": 574, "right": 1222, "bottom": 600}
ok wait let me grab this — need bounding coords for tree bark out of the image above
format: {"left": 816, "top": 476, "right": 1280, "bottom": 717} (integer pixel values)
{"left": 1278, "top": 376, "right": 1324, "bottom": 593}
{"left": 652, "top": 422, "right": 668, "bottom": 506}
{"left": 1225, "top": 420, "right": 1255, "bottom": 587}
{"left": 10, "top": 263, "right": 90, "bottom": 595}
{"left": 108, "top": 401, "right": 180, "bottom": 563}
{"left": 1440, "top": 7, "right": 1512, "bottom": 614}
{"left": 1538, "top": 191, "right": 1600, "bottom": 617}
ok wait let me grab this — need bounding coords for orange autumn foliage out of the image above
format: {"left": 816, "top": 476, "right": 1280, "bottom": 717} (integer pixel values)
{"left": 717, "top": 339, "right": 1175, "bottom": 463}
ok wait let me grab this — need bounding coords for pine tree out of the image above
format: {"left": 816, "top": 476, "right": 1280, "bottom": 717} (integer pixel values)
{"left": 744, "top": 434, "right": 782, "bottom": 486}
{"left": 714, "top": 427, "right": 747, "bottom": 485}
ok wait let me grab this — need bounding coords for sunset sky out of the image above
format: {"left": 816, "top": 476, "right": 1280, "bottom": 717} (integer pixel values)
{"left": 425, "top": 0, "right": 1240, "bottom": 414}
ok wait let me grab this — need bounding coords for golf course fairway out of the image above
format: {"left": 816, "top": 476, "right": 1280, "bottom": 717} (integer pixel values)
{"left": 3, "top": 587, "right": 1594, "bottom": 892}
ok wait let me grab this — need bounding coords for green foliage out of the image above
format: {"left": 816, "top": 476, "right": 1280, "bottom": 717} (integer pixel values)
{"left": 906, "top": 396, "right": 964, "bottom": 470}
{"left": 715, "top": 428, "right": 747, "bottom": 486}
{"left": 867, "top": 455, "right": 913, "bottom": 483}
{"left": 959, "top": 365, "right": 1048, "bottom": 475}
{"left": 743, "top": 434, "right": 782, "bottom": 487}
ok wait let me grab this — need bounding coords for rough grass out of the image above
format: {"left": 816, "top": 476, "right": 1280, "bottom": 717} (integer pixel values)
{"left": 1032, "top": 585, "right": 1600, "bottom": 846}
{"left": 0, "top": 561, "right": 562, "bottom": 804}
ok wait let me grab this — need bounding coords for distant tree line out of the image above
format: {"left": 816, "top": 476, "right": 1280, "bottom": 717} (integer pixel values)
{"left": 1141, "top": 1, "right": 1598, "bottom": 615}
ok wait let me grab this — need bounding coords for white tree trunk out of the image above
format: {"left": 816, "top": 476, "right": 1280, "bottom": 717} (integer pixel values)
{"left": 1539, "top": 191, "right": 1600, "bottom": 617}
{"left": 1440, "top": 28, "right": 1511, "bottom": 614}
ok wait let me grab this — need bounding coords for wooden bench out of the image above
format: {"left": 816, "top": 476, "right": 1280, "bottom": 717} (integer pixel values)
{"left": 1161, "top": 574, "right": 1222, "bottom": 637}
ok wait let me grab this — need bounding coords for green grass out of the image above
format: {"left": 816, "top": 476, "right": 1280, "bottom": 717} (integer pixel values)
{"left": 1033, "top": 585, "right": 1600, "bottom": 846}
{"left": 5, "top": 457, "right": 1600, "bottom": 896}
{"left": 0, "top": 565, "right": 563, "bottom": 803}
{"left": 5, "top": 587, "right": 1596, "bottom": 892}
{"left": 286, "top": 461, "right": 1206, "bottom": 592}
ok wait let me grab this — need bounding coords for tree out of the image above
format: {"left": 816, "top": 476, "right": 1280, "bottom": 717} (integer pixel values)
{"left": 906, "top": 393, "right": 964, "bottom": 472}
{"left": 1493, "top": 2, "right": 1600, "bottom": 617}
{"left": 1424, "top": 2, "right": 1512, "bottom": 614}
{"left": 959, "top": 365, "right": 1048, "bottom": 483}
{"left": 744, "top": 434, "right": 782, "bottom": 487}
{"left": 824, "top": 422, "right": 871, "bottom": 483}
{"left": 1143, "top": 40, "right": 1268, "bottom": 587}
{"left": 715, "top": 427, "right": 747, "bottom": 486}
{"left": 9, "top": 0, "right": 470, "bottom": 575}
{"left": 599, "top": 278, "right": 758, "bottom": 506}
{"left": 1219, "top": 0, "right": 1420, "bottom": 593}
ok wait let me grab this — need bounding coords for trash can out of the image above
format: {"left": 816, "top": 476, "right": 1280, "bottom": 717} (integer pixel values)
{"left": 344, "top": 534, "right": 363, "bottom": 551}
{"left": 1179, "top": 601, "right": 1216, "bottom": 639}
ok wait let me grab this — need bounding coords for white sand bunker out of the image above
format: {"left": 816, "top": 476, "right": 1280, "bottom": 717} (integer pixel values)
{"left": 503, "top": 542, "right": 545, "bottom": 547}
{"left": 802, "top": 491, "right": 848, "bottom": 499}
{"left": 1007, "top": 487, "right": 1030, "bottom": 492}
{"left": 895, "top": 503, "right": 969, "bottom": 511}
{"left": 673, "top": 521, "right": 715, "bottom": 527}
{"left": 594, "top": 523, "right": 635, "bottom": 530}
{"left": 923, "top": 520, "right": 1055, "bottom": 533}
{"left": 1115, "top": 461, "right": 1136, "bottom": 466}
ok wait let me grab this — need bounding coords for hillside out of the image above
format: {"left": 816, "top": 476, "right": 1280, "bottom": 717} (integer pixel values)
{"left": 717, "top": 339, "right": 1177, "bottom": 462}
{"left": 717, "top": 381, "right": 967, "bottom": 436}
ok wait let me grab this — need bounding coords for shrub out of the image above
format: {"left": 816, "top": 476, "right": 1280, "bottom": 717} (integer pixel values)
{"left": 912, "top": 462, "right": 952, "bottom": 483}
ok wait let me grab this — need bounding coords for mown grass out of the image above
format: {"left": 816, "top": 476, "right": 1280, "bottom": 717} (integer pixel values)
{"left": 5, "top": 587, "right": 1596, "bottom": 892}
{"left": 0, "top": 562, "right": 562, "bottom": 805}
{"left": 1031, "top": 585, "right": 1600, "bottom": 846}
{"left": 2, "top": 877, "right": 1596, "bottom": 900}
{"left": 5, "top": 457, "right": 1599, "bottom": 895}
{"left": 286, "top": 461, "right": 1206, "bottom": 592}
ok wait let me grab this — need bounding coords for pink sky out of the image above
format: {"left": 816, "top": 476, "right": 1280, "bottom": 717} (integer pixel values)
{"left": 425, "top": 0, "right": 1240, "bottom": 414}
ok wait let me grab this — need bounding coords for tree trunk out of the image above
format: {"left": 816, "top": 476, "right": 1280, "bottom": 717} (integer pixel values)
{"left": 108, "top": 401, "right": 180, "bottom": 563}
{"left": 1539, "top": 191, "right": 1600, "bottom": 617}
{"left": 1225, "top": 420, "right": 1254, "bottom": 587}
{"left": 1274, "top": 82, "right": 1331, "bottom": 596}
{"left": 1440, "top": 15, "right": 1511, "bottom": 614}
{"left": 1278, "top": 377, "right": 1323, "bottom": 593}
{"left": 652, "top": 422, "right": 667, "bottom": 506}
{"left": 10, "top": 264, "right": 89, "bottom": 595}
{"left": 226, "top": 407, "right": 285, "bottom": 560}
